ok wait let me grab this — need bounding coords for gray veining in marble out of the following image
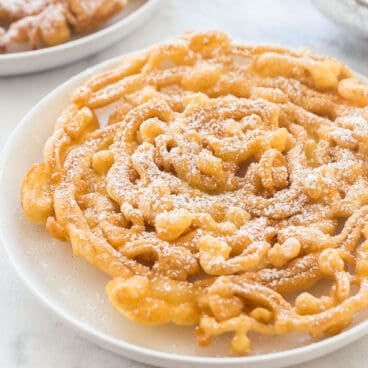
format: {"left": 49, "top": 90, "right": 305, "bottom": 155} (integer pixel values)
{"left": 1, "top": 0, "right": 368, "bottom": 367}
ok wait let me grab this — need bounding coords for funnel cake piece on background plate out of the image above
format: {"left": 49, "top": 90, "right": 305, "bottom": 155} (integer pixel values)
{"left": 0, "top": 0, "right": 127, "bottom": 52}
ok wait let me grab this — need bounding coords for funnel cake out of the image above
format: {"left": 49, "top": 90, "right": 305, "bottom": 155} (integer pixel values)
{"left": 21, "top": 31, "right": 368, "bottom": 355}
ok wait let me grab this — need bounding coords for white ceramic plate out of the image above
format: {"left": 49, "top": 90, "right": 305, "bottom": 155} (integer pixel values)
{"left": 0, "top": 0, "right": 160, "bottom": 76}
{"left": 1, "top": 56, "right": 368, "bottom": 368}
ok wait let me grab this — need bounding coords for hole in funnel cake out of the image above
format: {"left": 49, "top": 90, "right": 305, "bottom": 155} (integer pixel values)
{"left": 235, "top": 157, "right": 255, "bottom": 178}
{"left": 21, "top": 31, "right": 368, "bottom": 355}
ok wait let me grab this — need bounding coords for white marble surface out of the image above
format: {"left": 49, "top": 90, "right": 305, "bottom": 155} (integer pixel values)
{"left": 1, "top": 0, "right": 368, "bottom": 367}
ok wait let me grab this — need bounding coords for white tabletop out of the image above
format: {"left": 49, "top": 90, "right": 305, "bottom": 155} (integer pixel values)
{"left": 1, "top": 0, "right": 368, "bottom": 367}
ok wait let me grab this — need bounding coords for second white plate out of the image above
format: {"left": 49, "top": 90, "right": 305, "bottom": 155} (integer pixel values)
{"left": 0, "top": 0, "right": 160, "bottom": 76}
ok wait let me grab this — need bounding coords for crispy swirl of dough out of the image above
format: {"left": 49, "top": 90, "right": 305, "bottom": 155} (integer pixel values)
{"left": 21, "top": 31, "right": 368, "bottom": 355}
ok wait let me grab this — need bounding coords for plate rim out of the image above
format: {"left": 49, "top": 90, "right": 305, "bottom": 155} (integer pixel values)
{"left": 1, "top": 53, "right": 368, "bottom": 367}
